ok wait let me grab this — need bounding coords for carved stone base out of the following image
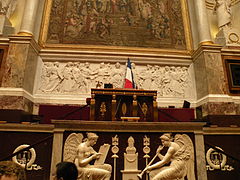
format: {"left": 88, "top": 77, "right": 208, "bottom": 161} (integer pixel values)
{"left": 215, "top": 28, "right": 240, "bottom": 47}
{"left": 121, "top": 170, "right": 141, "bottom": 180}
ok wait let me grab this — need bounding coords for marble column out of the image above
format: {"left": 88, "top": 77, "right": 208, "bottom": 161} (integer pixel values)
{"left": 194, "top": 0, "right": 213, "bottom": 44}
{"left": 194, "top": 131, "right": 208, "bottom": 180}
{"left": 18, "top": 0, "right": 40, "bottom": 36}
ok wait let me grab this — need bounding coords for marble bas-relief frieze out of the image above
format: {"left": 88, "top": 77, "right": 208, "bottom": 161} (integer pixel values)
{"left": 37, "top": 61, "right": 194, "bottom": 98}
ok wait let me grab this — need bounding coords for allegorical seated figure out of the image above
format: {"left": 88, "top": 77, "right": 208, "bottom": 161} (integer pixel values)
{"left": 74, "top": 132, "right": 112, "bottom": 180}
{"left": 146, "top": 133, "right": 195, "bottom": 180}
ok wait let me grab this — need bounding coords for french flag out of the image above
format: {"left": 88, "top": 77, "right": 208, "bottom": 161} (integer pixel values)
{"left": 124, "top": 58, "right": 135, "bottom": 88}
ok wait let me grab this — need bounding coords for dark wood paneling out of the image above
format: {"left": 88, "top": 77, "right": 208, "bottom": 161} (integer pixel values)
{"left": 0, "top": 131, "right": 53, "bottom": 180}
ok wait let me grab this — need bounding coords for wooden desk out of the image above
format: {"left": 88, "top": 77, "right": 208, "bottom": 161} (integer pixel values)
{"left": 90, "top": 88, "right": 158, "bottom": 121}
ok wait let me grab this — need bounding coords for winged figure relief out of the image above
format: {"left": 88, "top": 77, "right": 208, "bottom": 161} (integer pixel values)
{"left": 143, "top": 133, "right": 196, "bottom": 180}
{"left": 63, "top": 132, "right": 112, "bottom": 180}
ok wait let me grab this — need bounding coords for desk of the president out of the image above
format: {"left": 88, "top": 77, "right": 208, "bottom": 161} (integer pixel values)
{"left": 90, "top": 88, "right": 158, "bottom": 121}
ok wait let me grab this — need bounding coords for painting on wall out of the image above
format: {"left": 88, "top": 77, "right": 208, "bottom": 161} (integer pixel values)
{"left": 43, "top": 0, "right": 191, "bottom": 50}
{"left": 224, "top": 57, "right": 240, "bottom": 92}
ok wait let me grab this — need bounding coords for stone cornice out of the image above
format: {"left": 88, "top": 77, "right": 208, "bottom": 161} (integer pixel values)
{"left": 221, "top": 47, "right": 240, "bottom": 56}
{"left": 192, "top": 44, "right": 223, "bottom": 61}
{"left": 39, "top": 48, "right": 193, "bottom": 65}
{"left": 52, "top": 120, "right": 206, "bottom": 132}
{"left": 0, "top": 123, "right": 54, "bottom": 133}
{"left": 0, "top": 37, "right": 10, "bottom": 46}
{"left": 1, "top": 88, "right": 240, "bottom": 107}
{"left": 204, "top": 127, "right": 240, "bottom": 135}
{"left": 195, "top": 94, "right": 240, "bottom": 106}
{"left": 8, "top": 35, "right": 41, "bottom": 54}
{"left": 0, "top": 87, "right": 34, "bottom": 102}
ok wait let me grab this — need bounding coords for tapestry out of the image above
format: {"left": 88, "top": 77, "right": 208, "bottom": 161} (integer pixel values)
{"left": 46, "top": 0, "right": 187, "bottom": 49}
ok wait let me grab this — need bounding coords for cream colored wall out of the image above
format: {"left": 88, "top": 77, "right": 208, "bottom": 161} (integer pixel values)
{"left": 232, "top": 3, "right": 240, "bottom": 28}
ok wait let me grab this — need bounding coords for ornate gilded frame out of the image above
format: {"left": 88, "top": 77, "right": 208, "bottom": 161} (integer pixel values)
{"left": 224, "top": 56, "right": 240, "bottom": 92}
{"left": 39, "top": 0, "right": 193, "bottom": 55}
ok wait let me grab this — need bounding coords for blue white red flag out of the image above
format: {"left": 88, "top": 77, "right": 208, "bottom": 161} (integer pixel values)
{"left": 124, "top": 58, "right": 135, "bottom": 88}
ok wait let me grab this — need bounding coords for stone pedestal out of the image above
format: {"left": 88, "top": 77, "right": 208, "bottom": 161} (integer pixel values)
{"left": 121, "top": 136, "right": 141, "bottom": 180}
{"left": 121, "top": 170, "right": 141, "bottom": 180}
{"left": 215, "top": 28, "right": 240, "bottom": 47}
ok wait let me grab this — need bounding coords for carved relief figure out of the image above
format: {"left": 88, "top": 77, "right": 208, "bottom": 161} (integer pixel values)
{"left": 63, "top": 132, "right": 112, "bottom": 180}
{"left": 140, "top": 65, "right": 153, "bottom": 90}
{"left": 161, "top": 66, "right": 171, "bottom": 95}
{"left": 110, "top": 62, "right": 124, "bottom": 88}
{"left": 213, "top": 0, "right": 232, "bottom": 31}
{"left": 0, "top": 0, "right": 17, "bottom": 18}
{"left": 94, "top": 62, "right": 110, "bottom": 87}
{"left": 72, "top": 62, "right": 88, "bottom": 93}
{"left": 131, "top": 62, "right": 140, "bottom": 89}
{"left": 59, "top": 62, "right": 76, "bottom": 92}
{"left": 81, "top": 62, "right": 97, "bottom": 91}
{"left": 145, "top": 133, "right": 195, "bottom": 180}
{"left": 151, "top": 65, "right": 161, "bottom": 90}
{"left": 42, "top": 62, "right": 62, "bottom": 92}
{"left": 75, "top": 132, "right": 112, "bottom": 180}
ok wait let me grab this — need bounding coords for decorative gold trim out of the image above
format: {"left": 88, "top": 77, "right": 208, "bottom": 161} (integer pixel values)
{"left": 100, "top": 102, "right": 107, "bottom": 117}
{"left": 40, "top": 42, "right": 192, "bottom": 55}
{"left": 199, "top": 41, "right": 214, "bottom": 46}
{"left": 17, "top": 32, "right": 33, "bottom": 36}
{"left": 228, "top": 33, "right": 240, "bottom": 44}
{"left": 38, "top": 0, "right": 53, "bottom": 47}
{"left": 38, "top": 0, "right": 194, "bottom": 55}
{"left": 52, "top": 120, "right": 206, "bottom": 132}
{"left": 181, "top": 0, "right": 193, "bottom": 51}
{"left": 121, "top": 102, "right": 127, "bottom": 116}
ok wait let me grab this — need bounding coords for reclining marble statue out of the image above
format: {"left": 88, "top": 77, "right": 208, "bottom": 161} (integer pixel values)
{"left": 138, "top": 133, "right": 195, "bottom": 180}
{"left": 63, "top": 132, "right": 112, "bottom": 180}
